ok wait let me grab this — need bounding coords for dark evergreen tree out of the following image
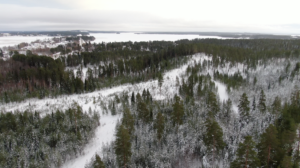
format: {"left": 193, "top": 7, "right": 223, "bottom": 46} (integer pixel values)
{"left": 122, "top": 107, "right": 134, "bottom": 135}
{"left": 203, "top": 119, "right": 225, "bottom": 164}
{"left": 252, "top": 96, "right": 256, "bottom": 111}
{"left": 271, "top": 96, "right": 281, "bottom": 115}
{"left": 158, "top": 72, "right": 163, "bottom": 95}
{"left": 238, "top": 93, "right": 250, "bottom": 121}
{"left": 280, "top": 155, "right": 293, "bottom": 168}
{"left": 137, "top": 101, "right": 150, "bottom": 123}
{"left": 171, "top": 94, "right": 184, "bottom": 126}
{"left": 257, "top": 124, "right": 279, "bottom": 167}
{"left": 93, "top": 154, "right": 105, "bottom": 168}
{"left": 131, "top": 92, "right": 135, "bottom": 104}
{"left": 0, "top": 49, "right": 3, "bottom": 57}
{"left": 258, "top": 89, "right": 266, "bottom": 113}
{"left": 154, "top": 112, "right": 165, "bottom": 141}
{"left": 207, "top": 91, "right": 219, "bottom": 118}
{"left": 111, "top": 102, "right": 116, "bottom": 115}
{"left": 223, "top": 99, "right": 232, "bottom": 124}
{"left": 231, "top": 136, "right": 260, "bottom": 168}
{"left": 115, "top": 124, "right": 132, "bottom": 168}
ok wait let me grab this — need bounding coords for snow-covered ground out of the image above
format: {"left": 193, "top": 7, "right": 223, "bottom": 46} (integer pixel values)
{"left": 62, "top": 114, "right": 121, "bottom": 168}
{"left": 90, "top": 33, "right": 230, "bottom": 43}
{"left": 0, "top": 53, "right": 236, "bottom": 168}
{"left": 214, "top": 81, "right": 238, "bottom": 113}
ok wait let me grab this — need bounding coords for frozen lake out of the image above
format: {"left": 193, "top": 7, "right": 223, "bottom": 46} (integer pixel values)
{"left": 90, "top": 33, "right": 227, "bottom": 43}
{"left": 0, "top": 33, "right": 228, "bottom": 48}
{"left": 0, "top": 35, "right": 53, "bottom": 47}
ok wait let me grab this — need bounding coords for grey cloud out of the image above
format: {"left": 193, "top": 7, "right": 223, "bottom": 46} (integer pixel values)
{"left": 0, "top": 4, "right": 299, "bottom": 34}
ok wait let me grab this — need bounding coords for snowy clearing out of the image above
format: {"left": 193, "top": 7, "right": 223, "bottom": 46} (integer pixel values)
{"left": 62, "top": 114, "right": 121, "bottom": 168}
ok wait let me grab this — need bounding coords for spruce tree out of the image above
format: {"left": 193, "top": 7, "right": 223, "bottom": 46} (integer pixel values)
{"left": 111, "top": 102, "right": 116, "bottom": 115}
{"left": 142, "top": 89, "right": 147, "bottom": 101}
{"left": 171, "top": 94, "right": 184, "bottom": 126}
{"left": 93, "top": 154, "right": 105, "bottom": 168}
{"left": 154, "top": 112, "right": 165, "bottom": 141}
{"left": 207, "top": 91, "right": 219, "bottom": 118}
{"left": 115, "top": 124, "right": 132, "bottom": 168}
{"left": 271, "top": 96, "right": 281, "bottom": 115}
{"left": 258, "top": 89, "right": 266, "bottom": 113}
{"left": 253, "top": 76, "right": 257, "bottom": 85}
{"left": 252, "top": 96, "right": 256, "bottom": 111}
{"left": 238, "top": 93, "right": 250, "bottom": 121}
{"left": 231, "top": 136, "right": 260, "bottom": 168}
{"left": 137, "top": 101, "right": 150, "bottom": 123}
{"left": 158, "top": 72, "right": 163, "bottom": 95}
{"left": 223, "top": 99, "right": 232, "bottom": 124}
{"left": 136, "top": 93, "right": 142, "bottom": 103}
{"left": 122, "top": 107, "right": 135, "bottom": 135}
{"left": 131, "top": 92, "right": 135, "bottom": 104}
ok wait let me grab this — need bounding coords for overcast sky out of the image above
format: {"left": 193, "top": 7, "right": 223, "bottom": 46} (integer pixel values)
{"left": 0, "top": 0, "right": 299, "bottom": 34}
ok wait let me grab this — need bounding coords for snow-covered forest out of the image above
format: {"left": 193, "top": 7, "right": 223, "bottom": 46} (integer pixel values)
{"left": 1, "top": 38, "right": 300, "bottom": 168}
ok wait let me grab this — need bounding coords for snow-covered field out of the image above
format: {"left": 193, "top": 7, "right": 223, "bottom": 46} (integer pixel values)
{"left": 90, "top": 33, "right": 229, "bottom": 43}
{"left": 0, "top": 53, "right": 234, "bottom": 168}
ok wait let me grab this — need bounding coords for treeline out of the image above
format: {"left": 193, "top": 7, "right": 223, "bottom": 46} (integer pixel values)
{"left": 0, "top": 104, "right": 100, "bottom": 168}
{"left": 66, "top": 36, "right": 95, "bottom": 42}
{"left": 214, "top": 70, "right": 245, "bottom": 89}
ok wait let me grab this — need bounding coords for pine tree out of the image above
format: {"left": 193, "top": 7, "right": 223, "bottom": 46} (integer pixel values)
{"left": 257, "top": 124, "right": 279, "bottom": 167}
{"left": 158, "top": 72, "right": 163, "bottom": 95}
{"left": 280, "top": 155, "right": 293, "bottom": 168}
{"left": 171, "top": 94, "right": 184, "bottom": 126}
{"left": 258, "top": 89, "right": 266, "bottom": 113}
{"left": 154, "top": 112, "right": 165, "bottom": 141}
{"left": 203, "top": 119, "right": 225, "bottom": 164}
{"left": 115, "top": 124, "right": 132, "bottom": 168}
{"left": 238, "top": 93, "right": 250, "bottom": 121}
{"left": 231, "top": 136, "right": 260, "bottom": 168}
{"left": 93, "top": 154, "right": 105, "bottom": 168}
